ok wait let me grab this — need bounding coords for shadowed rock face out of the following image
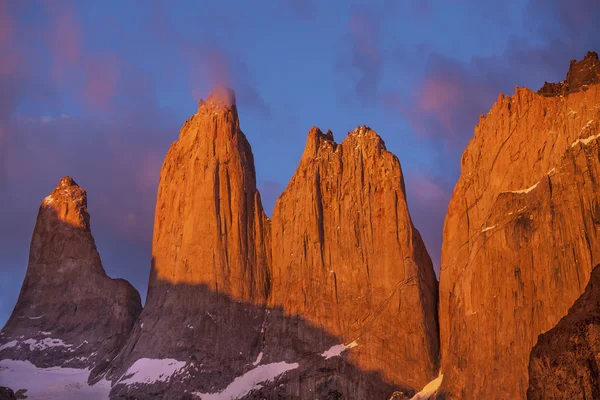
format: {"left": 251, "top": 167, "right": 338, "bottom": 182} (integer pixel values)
{"left": 106, "top": 89, "right": 437, "bottom": 399}
{"left": 527, "top": 264, "right": 600, "bottom": 400}
{"left": 269, "top": 126, "right": 439, "bottom": 390}
{"left": 438, "top": 52, "right": 600, "bottom": 399}
{"left": 539, "top": 51, "right": 600, "bottom": 97}
{"left": 0, "top": 177, "right": 142, "bottom": 378}
{"left": 0, "top": 387, "right": 16, "bottom": 400}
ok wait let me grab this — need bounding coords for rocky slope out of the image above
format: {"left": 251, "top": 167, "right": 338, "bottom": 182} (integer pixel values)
{"left": 438, "top": 52, "right": 600, "bottom": 399}
{"left": 527, "top": 264, "right": 600, "bottom": 399}
{"left": 0, "top": 177, "right": 142, "bottom": 379}
{"left": 268, "top": 126, "right": 439, "bottom": 391}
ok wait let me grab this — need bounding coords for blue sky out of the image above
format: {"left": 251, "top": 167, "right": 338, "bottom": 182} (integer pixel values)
{"left": 1, "top": 0, "right": 599, "bottom": 326}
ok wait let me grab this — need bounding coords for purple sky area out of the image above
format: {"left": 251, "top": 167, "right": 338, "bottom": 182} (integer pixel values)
{"left": 1, "top": 0, "right": 599, "bottom": 326}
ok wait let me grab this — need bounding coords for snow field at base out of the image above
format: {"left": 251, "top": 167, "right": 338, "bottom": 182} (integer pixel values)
{"left": 118, "top": 357, "right": 187, "bottom": 385}
{"left": 0, "top": 359, "right": 111, "bottom": 399}
{"left": 192, "top": 361, "right": 299, "bottom": 400}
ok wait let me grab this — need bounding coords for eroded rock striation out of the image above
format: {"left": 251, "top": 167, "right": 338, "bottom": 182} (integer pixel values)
{"left": 438, "top": 52, "right": 600, "bottom": 399}
{"left": 268, "top": 126, "right": 440, "bottom": 391}
{"left": 0, "top": 177, "right": 142, "bottom": 378}
{"left": 527, "top": 264, "right": 600, "bottom": 400}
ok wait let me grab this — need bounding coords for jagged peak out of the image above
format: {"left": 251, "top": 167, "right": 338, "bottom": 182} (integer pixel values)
{"left": 57, "top": 176, "right": 79, "bottom": 189}
{"left": 301, "top": 125, "right": 389, "bottom": 162}
{"left": 41, "top": 176, "right": 89, "bottom": 229}
{"left": 303, "top": 126, "right": 336, "bottom": 158}
{"left": 538, "top": 50, "right": 600, "bottom": 96}
{"left": 344, "top": 125, "right": 387, "bottom": 151}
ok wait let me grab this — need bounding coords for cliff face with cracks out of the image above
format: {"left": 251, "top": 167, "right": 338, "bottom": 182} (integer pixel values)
{"left": 106, "top": 89, "right": 439, "bottom": 400}
{"left": 438, "top": 52, "right": 600, "bottom": 399}
{"left": 269, "top": 126, "right": 440, "bottom": 390}
{"left": 0, "top": 177, "right": 142, "bottom": 379}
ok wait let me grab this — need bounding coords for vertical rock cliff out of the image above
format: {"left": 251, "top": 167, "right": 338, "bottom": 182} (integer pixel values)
{"left": 527, "top": 264, "right": 600, "bottom": 400}
{"left": 268, "top": 126, "right": 440, "bottom": 392}
{"left": 0, "top": 177, "right": 142, "bottom": 376}
{"left": 438, "top": 52, "right": 600, "bottom": 399}
{"left": 108, "top": 88, "right": 273, "bottom": 399}
{"left": 107, "top": 91, "right": 439, "bottom": 399}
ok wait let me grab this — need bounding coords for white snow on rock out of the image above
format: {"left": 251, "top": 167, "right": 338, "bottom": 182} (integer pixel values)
{"left": 481, "top": 225, "right": 496, "bottom": 233}
{"left": 23, "top": 338, "right": 73, "bottom": 351}
{"left": 321, "top": 340, "right": 358, "bottom": 359}
{"left": 0, "top": 359, "right": 110, "bottom": 399}
{"left": 0, "top": 340, "right": 18, "bottom": 352}
{"left": 193, "top": 361, "right": 299, "bottom": 400}
{"left": 410, "top": 374, "right": 443, "bottom": 400}
{"left": 571, "top": 132, "right": 600, "bottom": 148}
{"left": 252, "top": 352, "right": 263, "bottom": 366}
{"left": 18, "top": 314, "right": 46, "bottom": 320}
{"left": 505, "top": 182, "right": 539, "bottom": 194}
{"left": 119, "top": 358, "right": 187, "bottom": 386}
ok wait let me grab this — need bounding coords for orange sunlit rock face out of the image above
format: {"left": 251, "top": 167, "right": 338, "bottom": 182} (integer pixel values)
{"left": 439, "top": 53, "right": 600, "bottom": 399}
{"left": 149, "top": 87, "right": 271, "bottom": 304}
{"left": 270, "top": 126, "right": 440, "bottom": 390}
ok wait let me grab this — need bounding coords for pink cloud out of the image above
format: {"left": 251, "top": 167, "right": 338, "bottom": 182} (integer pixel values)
{"left": 0, "top": 2, "right": 23, "bottom": 76}
{"left": 48, "top": 8, "right": 82, "bottom": 82}
{"left": 417, "top": 77, "right": 463, "bottom": 136}
{"left": 83, "top": 53, "right": 119, "bottom": 109}
{"left": 405, "top": 171, "right": 453, "bottom": 273}
{"left": 0, "top": 1, "right": 12, "bottom": 48}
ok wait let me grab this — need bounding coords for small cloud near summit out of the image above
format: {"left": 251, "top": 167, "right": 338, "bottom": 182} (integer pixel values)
{"left": 206, "top": 86, "right": 236, "bottom": 107}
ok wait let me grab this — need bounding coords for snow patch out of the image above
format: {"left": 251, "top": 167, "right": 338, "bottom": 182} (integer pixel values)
{"left": 0, "top": 340, "right": 18, "bottom": 352}
{"left": 0, "top": 359, "right": 110, "bottom": 399}
{"left": 20, "top": 314, "right": 45, "bottom": 320}
{"left": 481, "top": 225, "right": 496, "bottom": 233}
{"left": 505, "top": 182, "right": 539, "bottom": 194}
{"left": 410, "top": 374, "right": 444, "bottom": 400}
{"left": 193, "top": 361, "right": 299, "bottom": 400}
{"left": 40, "top": 331, "right": 52, "bottom": 336}
{"left": 571, "top": 132, "right": 600, "bottom": 148}
{"left": 581, "top": 119, "right": 594, "bottom": 132}
{"left": 252, "top": 352, "right": 263, "bottom": 366}
{"left": 119, "top": 358, "right": 186, "bottom": 386}
{"left": 23, "top": 338, "right": 73, "bottom": 351}
{"left": 321, "top": 340, "right": 358, "bottom": 359}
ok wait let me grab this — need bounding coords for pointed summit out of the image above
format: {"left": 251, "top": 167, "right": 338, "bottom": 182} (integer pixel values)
{"left": 107, "top": 94, "right": 271, "bottom": 398}
{"left": 270, "top": 125, "right": 440, "bottom": 391}
{"left": 0, "top": 177, "right": 142, "bottom": 377}
{"left": 197, "top": 87, "right": 237, "bottom": 118}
